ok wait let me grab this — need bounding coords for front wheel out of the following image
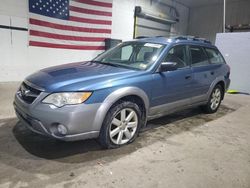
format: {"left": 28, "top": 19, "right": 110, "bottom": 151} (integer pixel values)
{"left": 98, "top": 101, "right": 142, "bottom": 149}
{"left": 202, "top": 85, "right": 223, "bottom": 114}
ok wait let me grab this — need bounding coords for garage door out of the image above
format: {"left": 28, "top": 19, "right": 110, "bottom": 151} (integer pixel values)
{"left": 136, "top": 18, "right": 171, "bottom": 37}
{"left": 134, "top": 6, "right": 178, "bottom": 38}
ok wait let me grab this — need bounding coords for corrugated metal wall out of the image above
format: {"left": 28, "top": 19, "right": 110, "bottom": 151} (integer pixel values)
{"left": 188, "top": 0, "right": 250, "bottom": 43}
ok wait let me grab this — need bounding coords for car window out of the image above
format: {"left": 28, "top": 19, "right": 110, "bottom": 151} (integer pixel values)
{"left": 94, "top": 42, "right": 165, "bottom": 70}
{"left": 190, "top": 46, "right": 209, "bottom": 66}
{"left": 111, "top": 45, "right": 133, "bottom": 61}
{"left": 163, "top": 45, "right": 188, "bottom": 68}
{"left": 136, "top": 46, "right": 154, "bottom": 62}
{"left": 205, "top": 48, "right": 225, "bottom": 64}
{"left": 121, "top": 46, "right": 133, "bottom": 60}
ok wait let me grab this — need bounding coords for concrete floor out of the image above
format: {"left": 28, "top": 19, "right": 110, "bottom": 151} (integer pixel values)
{"left": 0, "top": 83, "right": 250, "bottom": 188}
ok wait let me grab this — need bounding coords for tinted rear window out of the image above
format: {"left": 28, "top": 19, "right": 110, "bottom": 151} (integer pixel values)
{"left": 205, "top": 48, "right": 225, "bottom": 64}
{"left": 190, "top": 46, "right": 209, "bottom": 66}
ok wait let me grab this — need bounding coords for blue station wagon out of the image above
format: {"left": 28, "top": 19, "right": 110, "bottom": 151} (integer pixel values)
{"left": 14, "top": 36, "right": 230, "bottom": 148}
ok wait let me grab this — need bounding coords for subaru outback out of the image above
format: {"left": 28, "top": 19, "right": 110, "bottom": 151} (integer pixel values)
{"left": 14, "top": 36, "right": 230, "bottom": 148}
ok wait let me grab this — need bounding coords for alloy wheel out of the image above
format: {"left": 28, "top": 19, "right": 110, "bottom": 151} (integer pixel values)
{"left": 109, "top": 108, "right": 138, "bottom": 145}
{"left": 210, "top": 88, "right": 221, "bottom": 110}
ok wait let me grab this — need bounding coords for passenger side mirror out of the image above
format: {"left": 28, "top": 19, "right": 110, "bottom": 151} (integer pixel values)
{"left": 159, "top": 62, "right": 178, "bottom": 72}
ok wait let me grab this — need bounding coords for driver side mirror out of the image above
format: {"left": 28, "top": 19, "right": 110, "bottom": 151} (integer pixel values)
{"left": 159, "top": 62, "right": 178, "bottom": 72}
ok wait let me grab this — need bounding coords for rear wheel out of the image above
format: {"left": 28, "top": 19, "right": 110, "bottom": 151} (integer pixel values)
{"left": 202, "top": 84, "right": 223, "bottom": 114}
{"left": 98, "top": 101, "right": 142, "bottom": 149}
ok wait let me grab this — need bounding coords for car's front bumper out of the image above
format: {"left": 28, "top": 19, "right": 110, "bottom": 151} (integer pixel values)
{"left": 14, "top": 92, "right": 101, "bottom": 141}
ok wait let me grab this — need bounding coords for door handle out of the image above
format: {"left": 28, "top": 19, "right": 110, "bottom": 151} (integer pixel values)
{"left": 185, "top": 75, "right": 192, "bottom": 80}
{"left": 210, "top": 71, "right": 215, "bottom": 75}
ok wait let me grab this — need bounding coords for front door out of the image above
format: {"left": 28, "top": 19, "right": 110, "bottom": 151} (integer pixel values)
{"left": 150, "top": 45, "right": 193, "bottom": 116}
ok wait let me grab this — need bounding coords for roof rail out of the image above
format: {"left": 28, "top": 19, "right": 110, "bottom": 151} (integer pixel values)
{"left": 155, "top": 36, "right": 166, "bottom": 38}
{"left": 135, "top": 36, "right": 150, "bottom": 39}
{"left": 174, "top": 36, "right": 211, "bottom": 44}
{"left": 136, "top": 36, "right": 167, "bottom": 39}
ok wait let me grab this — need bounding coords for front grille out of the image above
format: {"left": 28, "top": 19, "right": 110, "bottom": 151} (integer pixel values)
{"left": 18, "top": 82, "right": 42, "bottom": 104}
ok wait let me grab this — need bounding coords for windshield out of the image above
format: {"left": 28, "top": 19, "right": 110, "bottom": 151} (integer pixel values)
{"left": 93, "top": 42, "right": 165, "bottom": 70}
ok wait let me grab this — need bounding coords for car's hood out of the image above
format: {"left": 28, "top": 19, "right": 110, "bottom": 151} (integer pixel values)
{"left": 26, "top": 61, "right": 140, "bottom": 92}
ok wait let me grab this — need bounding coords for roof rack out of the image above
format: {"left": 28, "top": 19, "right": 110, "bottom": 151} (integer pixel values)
{"left": 135, "top": 35, "right": 211, "bottom": 44}
{"left": 136, "top": 36, "right": 166, "bottom": 39}
{"left": 135, "top": 36, "right": 149, "bottom": 39}
{"left": 174, "top": 36, "right": 211, "bottom": 44}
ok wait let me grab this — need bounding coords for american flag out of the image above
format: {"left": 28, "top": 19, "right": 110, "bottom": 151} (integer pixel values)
{"left": 28, "top": 0, "right": 113, "bottom": 50}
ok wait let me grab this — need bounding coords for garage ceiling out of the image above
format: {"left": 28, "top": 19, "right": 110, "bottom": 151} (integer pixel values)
{"left": 173, "top": 0, "right": 241, "bottom": 8}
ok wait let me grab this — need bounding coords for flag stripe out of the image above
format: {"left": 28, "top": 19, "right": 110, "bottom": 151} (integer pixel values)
{"left": 30, "top": 25, "right": 110, "bottom": 37}
{"left": 30, "top": 18, "right": 111, "bottom": 33}
{"left": 70, "top": 11, "right": 112, "bottom": 21}
{"left": 72, "top": 0, "right": 112, "bottom": 8}
{"left": 30, "top": 41, "right": 105, "bottom": 50}
{"left": 69, "top": 16, "right": 112, "bottom": 25}
{"left": 30, "top": 30, "right": 106, "bottom": 42}
{"left": 70, "top": 1, "right": 112, "bottom": 13}
{"left": 30, "top": 13, "right": 111, "bottom": 29}
{"left": 31, "top": 36, "right": 104, "bottom": 46}
{"left": 69, "top": 6, "right": 112, "bottom": 17}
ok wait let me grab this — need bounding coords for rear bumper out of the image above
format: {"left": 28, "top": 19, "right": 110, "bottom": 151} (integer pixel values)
{"left": 225, "top": 78, "right": 231, "bottom": 91}
{"left": 14, "top": 93, "right": 101, "bottom": 141}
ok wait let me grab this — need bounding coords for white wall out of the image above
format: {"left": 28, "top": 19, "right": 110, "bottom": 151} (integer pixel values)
{"left": 216, "top": 32, "right": 250, "bottom": 93}
{"left": 0, "top": 0, "right": 189, "bottom": 82}
{"left": 188, "top": 0, "right": 250, "bottom": 43}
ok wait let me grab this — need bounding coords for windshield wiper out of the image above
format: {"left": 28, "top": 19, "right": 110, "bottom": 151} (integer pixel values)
{"left": 91, "top": 60, "right": 141, "bottom": 71}
{"left": 91, "top": 61, "right": 123, "bottom": 68}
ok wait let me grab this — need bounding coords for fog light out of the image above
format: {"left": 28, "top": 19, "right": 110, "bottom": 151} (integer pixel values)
{"left": 57, "top": 124, "right": 67, "bottom": 135}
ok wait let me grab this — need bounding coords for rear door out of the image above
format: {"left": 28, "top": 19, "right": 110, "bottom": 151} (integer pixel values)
{"left": 204, "top": 47, "right": 227, "bottom": 80}
{"left": 189, "top": 45, "right": 215, "bottom": 103}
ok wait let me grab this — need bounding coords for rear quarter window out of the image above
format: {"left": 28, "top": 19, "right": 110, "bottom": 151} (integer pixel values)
{"left": 190, "top": 46, "right": 209, "bottom": 67}
{"left": 205, "top": 48, "right": 225, "bottom": 64}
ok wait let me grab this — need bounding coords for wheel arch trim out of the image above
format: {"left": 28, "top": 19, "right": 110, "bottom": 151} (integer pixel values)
{"left": 207, "top": 76, "right": 226, "bottom": 101}
{"left": 93, "top": 87, "right": 150, "bottom": 132}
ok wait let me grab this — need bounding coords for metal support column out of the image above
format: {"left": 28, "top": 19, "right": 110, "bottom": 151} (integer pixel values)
{"left": 223, "top": 0, "right": 226, "bottom": 33}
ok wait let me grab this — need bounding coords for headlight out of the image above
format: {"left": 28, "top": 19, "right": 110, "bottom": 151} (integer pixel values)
{"left": 42, "top": 92, "right": 92, "bottom": 107}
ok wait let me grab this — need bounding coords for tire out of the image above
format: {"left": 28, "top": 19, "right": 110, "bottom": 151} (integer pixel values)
{"left": 98, "top": 101, "right": 142, "bottom": 149}
{"left": 202, "top": 84, "right": 223, "bottom": 114}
